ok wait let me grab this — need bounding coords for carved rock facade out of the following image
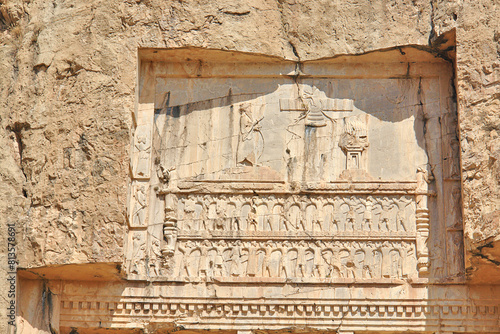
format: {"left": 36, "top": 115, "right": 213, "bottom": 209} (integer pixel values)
{"left": 75, "top": 48, "right": 497, "bottom": 334}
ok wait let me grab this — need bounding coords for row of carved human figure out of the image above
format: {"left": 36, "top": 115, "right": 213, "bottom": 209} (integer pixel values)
{"left": 164, "top": 240, "right": 416, "bottom": 279}
{"left": 173, "top": 195, "right": 415, "bottom": 233}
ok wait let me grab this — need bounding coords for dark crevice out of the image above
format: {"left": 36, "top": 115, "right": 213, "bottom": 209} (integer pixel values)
{"left": 428, "top": 0, "right": 436, "bottom": 45}
{"left": 472, "top": 251, "right": 500, "bottom": 266}
{"left": 6, "top": 122, "right": 30, "bottom": 183}
{"left": 222, "top": 10, "right": 250, "bottom": 16}
{"left": 289, "top": 41, "right": 300, "bottom": 60}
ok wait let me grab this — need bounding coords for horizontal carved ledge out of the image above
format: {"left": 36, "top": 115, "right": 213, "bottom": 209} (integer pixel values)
{"left": 177, "top": 232, "right": 417, "bottom": 241}
{"left": 158, "top": 181, "right": 423, "bottom": 195}
{"left": 125, "top": 276, "right": 415, "bottom": 284}
{"left": 59, "top": 299, "right": 499, "bottom": 319}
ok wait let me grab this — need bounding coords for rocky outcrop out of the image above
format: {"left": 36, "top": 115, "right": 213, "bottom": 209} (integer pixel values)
{"left": 0, "top": 0, "right": 460, "bottom": 270}
{"left": 0, "top": 0, "right": 497, "bottom": 282}
{"left": 456, "top": 0, "right": 500, "bottom": 283}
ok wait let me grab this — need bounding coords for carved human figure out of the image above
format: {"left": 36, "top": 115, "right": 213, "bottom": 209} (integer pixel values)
{"left": 214, "top": 206, "right": 225, "bottom": 231}
{"left": 372, "top": 249, "right": 383, "bottom": 278}
{"left": 232, "top": 217, "right": 241, "bottom": 231}
{"left": 205, "top": 247, "right": 218, "bottom": 279}
{"left": 360, "top": 196, "right": 374, "bottom": 231}
{"left": 322, "top": 203, "right": 334, "bottom": 232}
{"left": 449, "top": 137, "right": 460, "bottom": 178}
{"left": 376, "top": 197, "right": 394, "bottom": 232}
{"left": 214, "top": 244, "right": 225, "bottom": 277}
{"left": 430, "top": 244, "right": 445, "bottom": 278}
{"left": 281, "top": 212, "right": 295, "bottom": 231}
{"left": 321, "top": 249, "right": 340, "bottom": 278}
{"left": 199, "top": 205, "right": 209, "bottom": 230}
{"left": 178, "top": 241, "right": 197, "bottom": 277}
{"left": 296, "top": 209, "right": 307, "bottom": 231}
{"left": 339, "top": 249, "right": 355, "bottom": 278}
{"left": 273, "top": 203, "right": 285, "bottom": 231}
{"left": 279, "top": 241, "right": 292, "bottom": 278}
{"left": 183, "top": 198, "right": 196, "bottom": 231}
{"left": 296, "top": 241, "right": 307, "bottom": 278}
{"left": 305, "top": 248, "right": 315, "bottom": 278}
{"left": 355, "top": 249, "right": 370, "bottom": 278}
{"left": 313, "top": 242, "right": 325, "bottom": 277}
{"left": 132, "top": 185, "right": 147, "bottom": 226}
{"left": 343, "top": 196, "right": 361, "bottom": 231}
{"left": 229, "top": 240, "right": 243, "bottom": 277}
{"left": 246, "top": 241, "right": 259, "bottom": 277}
{"left": 312, "top": 216, "right": 323, "bottom": 232}
{"left": 448, "top": 231, "right": 465, "bottom": 276}
{"left": 389, "top": 249, "right": 403, "bottom": 278}
{"left": 134, "top": 131, "right": 151, "bottom": 177}
{"left": 198, "top": 240, "right": 211, "bottom": 278}
{"left": 416, "top": 165, "right": 433, "bottom": 209}
{"left": 247, "top": 207, "right": 258, "bottom": 231}
{"left": 400, "top": 242, "right": 415, "bottom": 278}
{"left": 149, "top": 237, "right": 163, "bottom": 276}
{"left": 287, "top": 247, "right": 298, "bottom": 277}
{"left": 267, "top": 249, "right": 282, "bottom": 277}
{"left": 237, "top": 103, "right": 264, "bottom": 166}
{"left": 130, "top": 233, "right": 146, "bottom": 276}
{"left": 332, "top": 215, "right": 341, "bottom": 232}
{"left": 449, "top": 186, "right": 462, "bottom": 229}
{"left": 394, "top": 196, "right": 412, "bottom": 232}
{"left": 261, "top": 241, "right": 272, "bottom": 277}
{"left": 345, "top": 206, "right": 356, "bottom": 231}
{"left": 264, "top": 215, "right": 273, "bottom": 231}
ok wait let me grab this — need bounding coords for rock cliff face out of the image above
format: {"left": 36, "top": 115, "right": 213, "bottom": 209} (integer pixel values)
{"left": 0, "top": 0, "right": 460, "bottom": 269}
{"left": 456, "top": 0, "right": 500, "bottom": 283}
{"left": 0, "top": 1, "right": 499, "bottom": 331}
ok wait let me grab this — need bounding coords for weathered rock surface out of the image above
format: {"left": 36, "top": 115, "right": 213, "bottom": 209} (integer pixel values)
{"left": 0, "top": 0, "right": 499, "bottom": 332}
{"left": 0, "top": 0, "right": 462, "bottom": 270}
{"left": 456, "top": 0, "right": 500, "bottom": 283}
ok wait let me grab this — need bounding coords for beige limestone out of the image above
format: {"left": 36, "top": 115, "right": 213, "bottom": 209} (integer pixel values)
{"left": 456, "top": 0, "right": 500, "bottom": 283}
{"left": 0, "top": 0, "right": 499, "bottom": 333}
{"left": 0, "top": 0, "right": 463, "bottom": 273}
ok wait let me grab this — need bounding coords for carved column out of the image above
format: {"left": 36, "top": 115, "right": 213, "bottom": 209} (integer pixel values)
{"left": 162, "top": 193, "right": 179, "bottom": 275}
{"left": 415, "top": 167, "right": 431, "bottom": 277}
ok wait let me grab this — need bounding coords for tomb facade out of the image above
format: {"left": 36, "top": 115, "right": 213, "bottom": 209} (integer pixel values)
{"left": 45, "top": 48, "right": 492, "bottom": 334}
{"left": 15, "top": 48, "right": 500, "bottom": 334}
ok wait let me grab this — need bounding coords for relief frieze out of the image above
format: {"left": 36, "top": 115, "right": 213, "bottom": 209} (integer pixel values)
{"left": 125, "top": 52, "right": 462, "bottom": 288}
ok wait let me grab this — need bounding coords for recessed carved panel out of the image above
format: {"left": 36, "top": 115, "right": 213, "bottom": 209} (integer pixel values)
{"left": 126, "top": 50, "right": 463, "bottom": 311}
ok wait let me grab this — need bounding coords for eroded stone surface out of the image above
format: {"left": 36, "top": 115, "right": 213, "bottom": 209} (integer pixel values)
{"left": 80, "top": 48, "right": 475, "bottom": 334}
{"left": 457, "top": 0, "right": 500, "bottom": 283}
{"left": 0, "top": 0, "right": 499, "bottom": 333}
{"left": 0, "top": 0, "right": 463, "bottom": 273}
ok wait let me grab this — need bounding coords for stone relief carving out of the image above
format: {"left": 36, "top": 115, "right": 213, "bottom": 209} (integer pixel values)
{"left": 125, "top": 63, "right": 463, "bottom": 287}
{"left": 415, "top": 165, "right": 433, "bottom": 276}
{"left": 132, "top": 184, "right": 148, "bottom": 226}
{"left": 169, "top": 239, "right": 416, "bottom": 280}
{"left": 301, "top": 85, "right": 328, "bottom": 127}
{"left": 124, "top": 189, "right": 426, "bottom": 281}
{"left": 237, "top": 103, "right": 264, "bottom": 166}
{"left": 167, "top": 193, "right": 416, "bottom": 236}
{"left": 130, "top": 232, "right": 146, "bottom": 276}
{"left": 280, "top": 86, "right": 354, "bottom": 127}
{"left": 339, "top": 116, "right": 369, "bottom": 170}
{"left": 132, "top": 124, "right": 152, "bottom": 179}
